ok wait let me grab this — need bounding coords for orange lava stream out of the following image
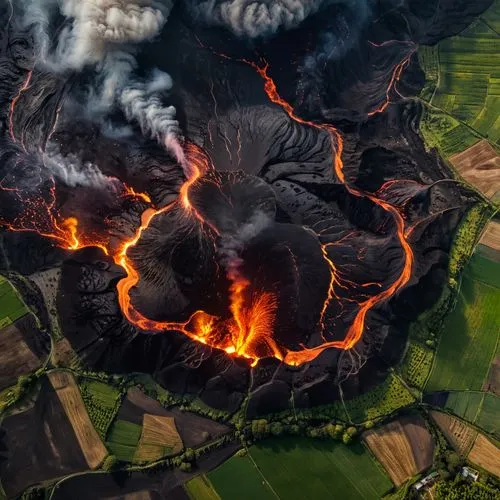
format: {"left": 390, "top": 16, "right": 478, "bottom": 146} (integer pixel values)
{"left": 367, "top": 48, "right": 415, "bottom": 116}
{"left": 239, "top": 60, "right": 414, "bottom": 366}
{"left": 1, "top": 56, "right": 415, "bottom": 368}
{"left": 9, "top": 71, "right": 33, "bottom": 143}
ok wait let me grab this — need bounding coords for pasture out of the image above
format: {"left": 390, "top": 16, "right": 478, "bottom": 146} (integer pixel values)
{"left": 444, "top": 391, "right": 484, "bottom": 423}
{"left": 401, "top": 343, "right": 433, "bottom": 389}
{"left": 476, "top": 393, "right": 500, "bottom": 438}
{"left": 79, "top": 378, "right": 123, "bottom": 440}
{"left": 0, "top": 280, "right": 28, "bottom": 328}
{"left": 185, "top": 475, "right": 220, "bottom": 500}
{"left": 363, "top": 415, "right": 434, "bottom": 486}
{"left": 208, "top": 438, "right": 392, "bottom": 499}
{"left": 106, "top": 419, "right": 143, "bottom": 462}
{"left": 425, "top": 268, "right": 500, "bottom": 392}
{"left": 344, "top": 374, "right": 415, "bottom": 423}
{"left": 419, "top": 1, "right": 500, "bottom": 158}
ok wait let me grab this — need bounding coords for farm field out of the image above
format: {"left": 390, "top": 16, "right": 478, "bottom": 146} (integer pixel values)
{"left": 363, "top": 415, "right": 434, "bottom": 486}
{"left": 425, "top": 257, "right": 500, "bottom": 392}
{"left": 0, "top": 279, "right": 28, "bottom": 328}
{"left": 468, "top": 434, "right": 500, "bottom": 478}
{"left": 466, "top": 249, "right": 500, "bottom": 288}
{"left": 0, "top": 378, "right": 89, "bottom": 498}
{"left": 479, "top": 221, "right": 500, "bottom": 253}
{"left": 449, "top": 141, "right": 500, "bottom": 199}
{"left": 419, "top": 0, "right": 500, "bottom": 157}
{"left": 401, "top": 342, "right": 433, "bottom": 389}
{"left": 79, "top": 378, "right": 123, "bottom": 440}
{"left": 106, "top": 419, "right": 143, "bottom": 462}
{"left": 430, "top": 411, "right": 477, "bottom": 455}
{"left": 185, "top": 475, "right": 221, "bottom": 500}
{"left": 119, "top": 386, "right": 229, "bottom": 449}
{"left": 209, "top": 438, "right": 392, "bottom": 500}
{"left": 134, "top": 414, "right": 183, "bottom": 462}
{"left": 444, "top": 391, "right": 485, "bottom": 423}
{"left": 0, "top": 314, "right": 47, "bottom": 391}
{"left": 476, "top": 393, "right": 500, "bottom": 438}
{"left": 48, "top": 371, "right": 108, "bottom": 469}
{"left": 207, "top": 452, "right": 276, "bottom": 499}
{"left": 344, "top": 374, "right": 415, "bottom": 423}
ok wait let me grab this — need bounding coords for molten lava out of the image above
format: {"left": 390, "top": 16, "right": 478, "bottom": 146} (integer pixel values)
{"left": 1, "top": 55, "right": 415, "bottom": 368}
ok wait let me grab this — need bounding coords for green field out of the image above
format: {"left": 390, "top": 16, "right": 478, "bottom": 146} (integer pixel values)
{"left": 419, "top": 0, "right": 500, "bottom": 155}
{"left": 425, "top": 254, "right": 500, "bottom": 392}
{"left": 344, "top": 374, "right": 415, "bottom": 423}
{"left": 401, "top": 342, "right": 434, "bottom": 389}
{"left": 444, "top": 391, "right": 485, "bottom": 422}
{"left": 185, "top": 475, "right": 220, "bottom": 500}
{"left": 106, "top": 419, "right": 142, "bottom": 462}
{"left": 208, "top": 438, "right": 392, "bottom": 500}
{"left": 79, "top": 379, "right": 123, "bottom": 440}
{"left": 476, "top": 393, "right": 500, "bottom": 438}
{"left": 0, "top": 280, "right": 28, "bottom": 328}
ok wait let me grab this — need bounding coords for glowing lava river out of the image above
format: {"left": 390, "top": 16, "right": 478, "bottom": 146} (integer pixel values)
{"left": 1, "top": 61, "right": 414, "bottom": 368}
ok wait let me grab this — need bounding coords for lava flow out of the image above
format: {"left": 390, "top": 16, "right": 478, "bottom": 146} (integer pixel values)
{"left": 1, "top": 57, "right": 414, "bottom": 368}
{"left": 230, "top": 58, "right": 414, "bottom": 366}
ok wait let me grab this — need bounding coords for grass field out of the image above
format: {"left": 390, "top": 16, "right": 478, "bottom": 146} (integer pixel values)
{"left": 344, "top": 374, "right": 415, "bottom": 423}
{"left": 419, "top": 0, "right": 500, "bottom": 156}
{"left": 476, "top": 393, "right": 500, "bottom": 438}
{"left": 444, "top": 392, "right": 485, "bottom": 422}
{"left": 79, "top": 379, "right": 123, "bottom": 440}
{"left": 0, "top": 280, "right": 28, "bottom": 328}
{"left": 425, "top": 254, "right": 500, "bottom": 392}
{"left": 47, "top": 371, "right": 108, "bottom": 469}
{"left": 106, "top": 419, "right": 142, "bottom": 462}
{"left": 208, "top": 438, "right": 392, "bottom": 499}
{"left": 185, "top": 475, "right": 220, "bottom": 500}
{"left": 401, "top": 343, "right": 434, "bottom": 389}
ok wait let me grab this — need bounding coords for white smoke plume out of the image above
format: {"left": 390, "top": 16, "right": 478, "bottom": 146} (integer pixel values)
{"left": 43, "top": 145, "right": 119, "bottom": 188}
{"left": 187, "top": 0, "right": 329, "bottom": 38}
{"left": 218, "top": 211, "right": 271, "bottom": 284}
{"left": 18, "top": 0, "right": 185, "bottom": 165}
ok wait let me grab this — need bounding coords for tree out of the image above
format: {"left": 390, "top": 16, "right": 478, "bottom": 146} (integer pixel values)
{"left": 102, "top": 454, "right": 118, "bottom": 471}
{"left": 342, "top": 432, "right": 352, "bottom": 445}
{"left": 445, "top": 451, "right": 461, "bottom": 472}
{"left": 179, "top": 462, "right": 192, "bottom": 472}
{"left": 270, "top": 422, "right": 284, "bottom": 436}
{"left": 364, "top": 420, "right": 374, "bottom": 430}
{"left": 236, "top": 449, "right": 247, "bottom": 457}
{"left": 347, "top": 426, "right": 357, "bottom": 437}
{"left": 251, "top": 419, "right": 270, "bottom": 439}
{"left": 184, "top": 448, "right": 195, "bottom": 463}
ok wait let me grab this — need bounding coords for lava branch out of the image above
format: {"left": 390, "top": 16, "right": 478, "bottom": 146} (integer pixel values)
{"left": 2, "top": 51, "right": 415, "bottom": 368}
{"left": 367, "top": 43, "right": 416, "bottom": 116}
{"left": 227, "top": 57, "right": 414, "bottom": 366}
{"left": 9, "top": 70, "right": 33, "bottom": 146}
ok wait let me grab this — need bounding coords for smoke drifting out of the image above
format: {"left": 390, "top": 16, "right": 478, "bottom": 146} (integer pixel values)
{"left": 187, "top": 0, "right": 329, "bottom": 38}
{"left": 43, "top": 145, "right": 117, "bottom": 189}
{"left": 18, "top": 0, "right": 183, "bottom": 163}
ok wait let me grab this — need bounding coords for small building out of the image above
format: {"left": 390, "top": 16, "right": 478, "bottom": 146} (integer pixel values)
{"left": 460, "top": 466, "right": 479, "bottom": 482}
{"left": 414, "top": 471, "right": 439, "bottom": 491}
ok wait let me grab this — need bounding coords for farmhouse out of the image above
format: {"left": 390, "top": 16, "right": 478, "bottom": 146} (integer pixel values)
{"left": 460, "top": 466, "right": 479, "bottom": 482}
{"left": 414, "top": 471, "right": 439, "bottom": 492}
